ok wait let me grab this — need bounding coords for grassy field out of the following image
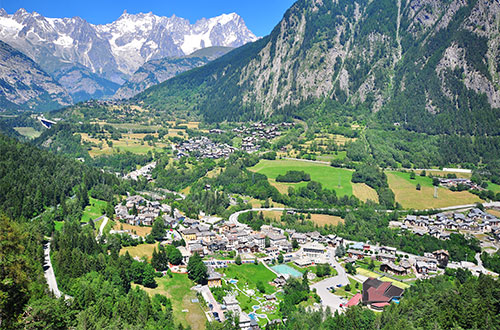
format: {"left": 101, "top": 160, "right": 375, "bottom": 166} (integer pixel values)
{"left": 120, "top": 243, "right": 157, "bottom": 260}
{"left": 137, "top": 274, "right": 206, "bottom": 330}
{"left": 217, "top": 263, "right": 277, "bottom": 294}
{"left": 425, "top": 170, "right": 472, "bottom": 179}
{"left": 352, "top": 183, "right": 379, "bottom": 203}
{"left": 487, "top": 182, "right": 500, "bottom": 193}
{"left": 261, "top": 210, "right": 344, "bottom": 227}
{"left": 488, "top": 209, "right": 500, "bottom": 218}
{"left": 14, "top": 127, "right": 41, "bottom": 139}
{"left": 355, "top": 268, "right": 410, "bottom": 289}
{"left": 80, "top": 132, "right": 170, "bottom": 157}
{"left": 81, "top": 197, "right": 107, "bottom": 223}
{"left": 249, "top": 159, "right": 353, "bottom": 196}
{"left": 113, "top": 222, "right": 152, "bottom": 237}
{"left": 386, "top": 172, "right": 481, "bottom": 209}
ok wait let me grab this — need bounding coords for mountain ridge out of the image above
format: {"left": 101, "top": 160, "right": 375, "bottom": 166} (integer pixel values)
{"left": 113, "top": 46, "right": 233, "bottom": 99}
{"left": 134, "top": 0, "right": 500, "bottom": 135}
{"left": 0, "top": 40, "right": 72, "bottom": 111}
{"left": 0, "top": 8, "right": 257, "bottom": 102}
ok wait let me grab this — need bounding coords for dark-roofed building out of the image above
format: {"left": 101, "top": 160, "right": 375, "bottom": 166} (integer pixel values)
{"left": 362, "top": 278, "right": 404, "bottom": 310}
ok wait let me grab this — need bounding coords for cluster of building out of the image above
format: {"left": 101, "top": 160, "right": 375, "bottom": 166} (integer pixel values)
{"left": 401, "top": 208, "right": 500, "bottom": 240}
{"left": 345, "top": 242, "right": 450, "bottom": 276}
{"left": 114, "top": 195, "right": 177, "bottom": 226}
{"left": 175, "top": 136, "right": 236, "bottom": 159}
{"left": 438, "top": 178, "right": 481, "bottom": 190}
{"left": 232, "top": 122, "right": 294, "bottom": 152}
{"left": 124, "top": 162, "right": 156, "bottom": 181}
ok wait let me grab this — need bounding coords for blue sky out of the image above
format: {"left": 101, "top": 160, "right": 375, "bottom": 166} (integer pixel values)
{"left": 0, "top": 0, "right": 297, "bottom": 36}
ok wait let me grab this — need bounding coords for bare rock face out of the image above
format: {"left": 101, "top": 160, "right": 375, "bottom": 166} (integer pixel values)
{"left": 136, "top": 0, "right": 500, "bottom": 134}
{"left": 0, "top": 40, "right": 72, "bottom": 110}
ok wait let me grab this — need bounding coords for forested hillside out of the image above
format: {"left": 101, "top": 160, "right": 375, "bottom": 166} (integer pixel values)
{"left": 135, "top": 0, "right": 500, "bottom": 135}
{"left": 0, "top": 134, "right": 119, "bottom": 219}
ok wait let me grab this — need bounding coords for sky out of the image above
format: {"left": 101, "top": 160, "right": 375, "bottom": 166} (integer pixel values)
{"left": 0, "top": 0, "right": 297, "bottom": 36}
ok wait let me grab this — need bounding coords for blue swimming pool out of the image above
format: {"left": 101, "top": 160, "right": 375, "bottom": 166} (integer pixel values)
{"left": 271, "top": 264, "right": 302, "bottom": 277}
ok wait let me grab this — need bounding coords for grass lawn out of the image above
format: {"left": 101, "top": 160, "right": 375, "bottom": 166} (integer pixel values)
{"left": 352, "top": 183, "right": 379, "bottom": 203}
{"left": 14, "top": 127, "right": 41, "bottom": 139}
{"left": 136, "top": 274, "right": 206, "bottom": 330}
{"left": 355, "top": 268, "right": 410, "bottom": 289}
{"left": 114, "top": 222, "right": 152, "bottom": 237}
{"left": 81, "top": 197, "right": 107, "bottom": 223}
{"left": 486, "top": 182, "right": 500, "bottom": 193}
{"left": 378, "top": 276, "right": 410, "bottom": 289}
{"left": 387, "top": 172, "right": 481, "bottom": 209}
{"left": 217, "top": 263, "right": 277, "bottom": 294}
{"left": 249, "top": 159, "right": 353, "bottom": 196}
{"left": 120, "top": 243, "right": 157, "bottom": 260}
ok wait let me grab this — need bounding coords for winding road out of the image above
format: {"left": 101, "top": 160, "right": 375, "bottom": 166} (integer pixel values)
{"left": 96, "top": 216, "right": 109, "bottom": 240}
{"left": 311, "top": 248, "right": 351, "bottom": 313}
{"left": 43, "top": 241, "right": 71, "bottom": 300}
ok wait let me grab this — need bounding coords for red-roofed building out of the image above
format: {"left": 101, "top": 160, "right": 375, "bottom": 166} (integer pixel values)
{"left": 345, "top": 293, "right": 362, "bottom": 307}
{"left": 362, "top": 278, "right": 404, "bottom": 310}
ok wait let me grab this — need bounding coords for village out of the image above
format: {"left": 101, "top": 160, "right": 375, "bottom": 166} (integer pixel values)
{"left": 111, "top": 193, "right": 500, "bottom": 329}
{"left": 173, "top": 122, "right": 295, "bottom": 160}
{"left": 396, "top": 208, "right": 500, "bottom": 242}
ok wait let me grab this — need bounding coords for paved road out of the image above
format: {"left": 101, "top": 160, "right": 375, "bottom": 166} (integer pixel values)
{"left": 199, "top": 285, "right": 225, "bottom": 322}
{"left": 43, "top": 241, "right": 71, "bottom": 300}
{"left": 310, "top": 247, "right": 351, "bottom": 314}
{"left": 96, "top": 216, "right": 109, "bottom": 240}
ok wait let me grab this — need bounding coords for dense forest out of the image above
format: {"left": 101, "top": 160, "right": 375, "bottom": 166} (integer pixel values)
{"left": 0, "top": 134, "right": 121, "bottom": 219}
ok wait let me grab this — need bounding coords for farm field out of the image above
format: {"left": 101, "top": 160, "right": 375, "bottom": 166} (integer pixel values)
{"left": 14, "top": 127, "right": 41, "bottom": 139}
{"left": 120, "top": 243, "right": 157, "bottom": 260}
{"left": 386, "top": 172, "right": 481, "bottom": 209}
{"left": 261, "top": 210, "right": 344, "bottom": 227}
{"left": 488, "top": 209, "right": 500, "bottom": 218}
{"left": 249, "top": 159, "right": 354, "bottom": 196}
{"left": 81, "top": 197, "right": 107, "bottom": 223}
{"left": 137, "top": 274, "right": 206, "bottom": 330}
{"left": 80, "top": 132, "right": 170, "bottom": 157}
{"left": 425, "top": 170, "right": 472, "bottom": 179}
{"left": 487, "top": 182, "right": 500, "bottom": 193}
{"left": 352, "top": 183, "right": 379, "bottom": 203}
{"left": 113, "top": 222, "right": 152, "bottom": 237}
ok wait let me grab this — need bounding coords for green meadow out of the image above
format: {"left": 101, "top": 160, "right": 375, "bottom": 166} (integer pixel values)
{"left": 249, "top": 159, "right": 354, "bottom": 196}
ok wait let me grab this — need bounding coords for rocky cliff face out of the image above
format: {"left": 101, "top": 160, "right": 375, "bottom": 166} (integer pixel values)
{"left": 136, "top": 0, "right": 500, "bottom": 134}
{"left": 0, "top": 8, "right": 257, "bottom": 102}
{"left": 0, "top": 40, "right": 72, "bottom": 111}
{"left": 114, "top": 46, "right": 233, "bottom": 99}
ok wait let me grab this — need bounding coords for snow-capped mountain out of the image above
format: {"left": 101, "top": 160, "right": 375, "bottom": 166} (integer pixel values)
{"left": 0, "top": 8, "right": 257, "bottom": 101}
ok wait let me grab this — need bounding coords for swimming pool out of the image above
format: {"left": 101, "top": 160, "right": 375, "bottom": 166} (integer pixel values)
{"left": 271, "top": 264, "right": 302, "bottom": 277}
